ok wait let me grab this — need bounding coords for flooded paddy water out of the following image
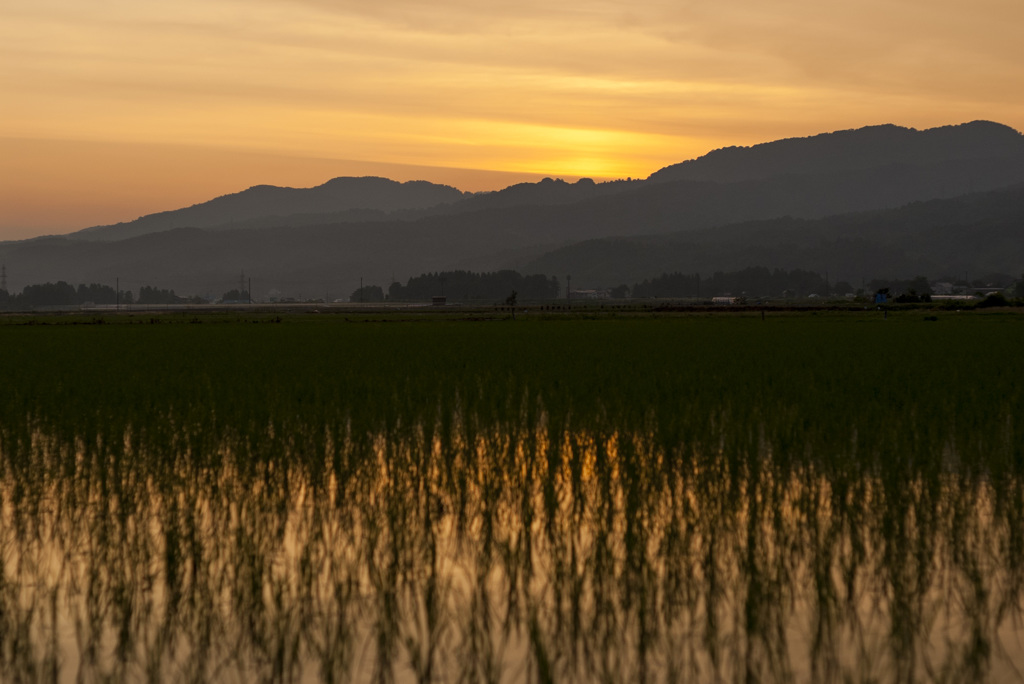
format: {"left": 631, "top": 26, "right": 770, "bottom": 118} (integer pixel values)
{"left": 1, "top": 311, "right": 1022, "bottom": 682}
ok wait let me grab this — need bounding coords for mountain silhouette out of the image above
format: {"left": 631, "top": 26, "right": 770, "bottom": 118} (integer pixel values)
{"left": 520, "top": 183, "right": 1024, "bottom": 288}
{"left": 67, "top": 121, "right": 1024, "bottom": 243}
{"left": 648, "top": 120, "right": 1024, "bottom": 184}
{"left": 74, "top": 177, "right": 470, "bottom": 241}
{"left": 3, "top": 121, "right": 1024, "bottom": 298}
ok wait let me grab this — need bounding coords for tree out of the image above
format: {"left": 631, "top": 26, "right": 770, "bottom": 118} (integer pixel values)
{"left": 976, "top": 292, "right": 1010, "bottom": 308}
{"left": 20, "top": 281, "right": 77, "bottom": 306}
{"left": 388, "top": 270, "right": 558, "bottom": 302}
{"left": 349, "top": 285, "right": 385, "bottom": 303}
{"left": 138, "top": 286, "right": 183, "bottom": 305}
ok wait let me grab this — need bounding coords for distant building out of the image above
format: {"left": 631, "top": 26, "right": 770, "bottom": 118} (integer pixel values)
{"left": 570, "top": 289, "right": 610, "bottom": 300}
{"left": 432, "top": 296, "right": 446, "bottom": 306}
{"left": 712, "top": 296, "right": 738, "bottom": 305}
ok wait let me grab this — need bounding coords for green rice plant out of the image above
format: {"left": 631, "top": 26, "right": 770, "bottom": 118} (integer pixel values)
{"left": 0, "top": 310, "right": 1022, "bottom": 682}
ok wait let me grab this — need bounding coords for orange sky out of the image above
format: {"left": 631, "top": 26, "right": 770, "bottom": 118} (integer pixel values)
{"left": 2, "top": 0, "right": 1023, "bottom": 240}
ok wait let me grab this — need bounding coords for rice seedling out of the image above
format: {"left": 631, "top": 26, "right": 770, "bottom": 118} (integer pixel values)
{"left": 0, "top": 310, "right": 1021, "bottom": 682}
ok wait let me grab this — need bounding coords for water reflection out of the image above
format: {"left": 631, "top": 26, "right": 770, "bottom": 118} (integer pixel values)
{"left": 2, "top": 409, "right": 1023, "bottom": 683}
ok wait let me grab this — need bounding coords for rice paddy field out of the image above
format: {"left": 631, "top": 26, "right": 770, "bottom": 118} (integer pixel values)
{"left": 1, "top": 309, "right": 1023, "bottom": 683}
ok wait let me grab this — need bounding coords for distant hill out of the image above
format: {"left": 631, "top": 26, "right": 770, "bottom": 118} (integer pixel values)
{"left": 70, "top": 121, "right": 1024, "bottom": 242}
{"left": 73, "top": 177, "right": 470, "bottom": 241}
{"left": 522, "top": 184, "right": 1024, "bottom": 287}
{"left": 648, "top": 120, "right": 1024, "bottom": 184}
{"left": 4, "top": 183, "right": 1021, "bottom": 300}
{"left": 3, "top": 121, "right": 1024, "bottom": 297}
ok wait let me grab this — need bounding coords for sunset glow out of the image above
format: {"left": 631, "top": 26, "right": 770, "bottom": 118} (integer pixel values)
{"left": 2, "top": 0, "right": 1022, "bottom": 238}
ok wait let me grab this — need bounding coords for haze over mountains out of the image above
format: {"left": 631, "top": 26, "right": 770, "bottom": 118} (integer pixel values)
{"left": 2, "top": 121, "right": 1023, "bottom": 298}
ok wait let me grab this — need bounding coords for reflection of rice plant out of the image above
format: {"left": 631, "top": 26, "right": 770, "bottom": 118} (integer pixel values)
{"left": 0, "top": 312, "right": 1022, "bottom": 682}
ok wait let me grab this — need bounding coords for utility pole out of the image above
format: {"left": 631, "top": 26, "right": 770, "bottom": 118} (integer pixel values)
{"left": 567, "top": 275, "right": 571, "bottom": 308}
{"left": 248, "top": 277, "right": 252, "bottom": 305}
{"left": 0, "top": 264, "right": 6, "bottom": 292}
{"left": 116, "top": 277, "right": 119, "bottom": 311}
{"left": 360, "top": 277, "right": 363, "bottom": 303}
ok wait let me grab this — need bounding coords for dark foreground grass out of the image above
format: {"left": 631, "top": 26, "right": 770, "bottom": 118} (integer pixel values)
{"left": 2, "top": 310, "right": 1019, "bottom": 463}
{"left": 1, "top": 310, "right": 1022, "bottom": 683}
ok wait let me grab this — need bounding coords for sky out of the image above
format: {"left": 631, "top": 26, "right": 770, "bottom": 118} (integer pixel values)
{"left": 2, "top": 0, "right": 1023, "bottom": 240}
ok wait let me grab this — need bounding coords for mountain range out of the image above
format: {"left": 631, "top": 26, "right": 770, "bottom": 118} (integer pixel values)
{"left": 2, "top": 120, "right": 1023, "bottom": 298}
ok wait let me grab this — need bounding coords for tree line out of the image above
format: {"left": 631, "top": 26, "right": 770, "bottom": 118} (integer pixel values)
{"left": 0, "top": 282, "right": 204, "bottom": 309}
{"left": 0, "top": 281, "right": 133, "bottom": 308}
{"left": 7, "top": 269, "right": 1010, "bottom": 310}
{"left": 352, "top": 270, "right": 560, "bottom": 303}
{"left": 628, "top": 268, "right": 855, "bottom": 299}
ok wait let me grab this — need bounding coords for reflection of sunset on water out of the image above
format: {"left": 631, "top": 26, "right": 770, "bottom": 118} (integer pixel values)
{"left": 2, "top": 314, "right": 1023, "bottom": 681}
{"left": 3, "top": 412, "right": 1022, "bottom": 682}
